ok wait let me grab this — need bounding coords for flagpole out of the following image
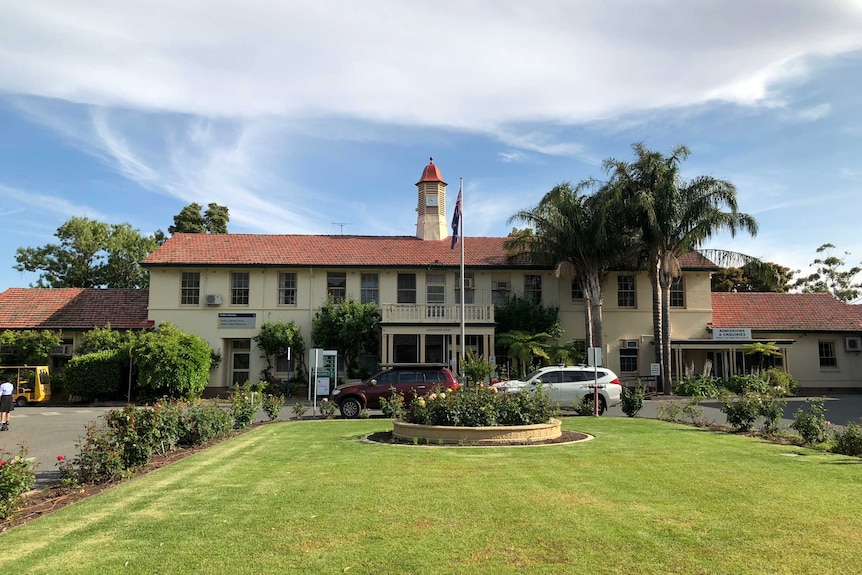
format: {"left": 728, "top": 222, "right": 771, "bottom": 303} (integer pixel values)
{"left": 459, "top": 177, "right": 465, "bottom": 382}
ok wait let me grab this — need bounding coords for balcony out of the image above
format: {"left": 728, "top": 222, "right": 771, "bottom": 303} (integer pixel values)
{"left": 380, "top": 303, "right": 495, "bottom": 324}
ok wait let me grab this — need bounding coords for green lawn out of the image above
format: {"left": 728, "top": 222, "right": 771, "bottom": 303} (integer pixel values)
{"left": 1, "top": 418, "right": 860, "bottom": 574}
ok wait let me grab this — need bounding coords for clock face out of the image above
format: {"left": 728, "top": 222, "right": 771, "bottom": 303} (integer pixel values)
{"left": 425, "top": 194, "right": 438, "bottom": 207}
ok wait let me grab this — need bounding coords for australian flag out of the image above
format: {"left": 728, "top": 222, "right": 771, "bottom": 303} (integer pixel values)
{"left": 450, "top": 188, "right": 462, "bottom": 249}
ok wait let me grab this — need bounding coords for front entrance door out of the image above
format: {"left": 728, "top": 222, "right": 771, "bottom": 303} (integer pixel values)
{"left": 231, "top": 339, "right": 251, "bottom": 386}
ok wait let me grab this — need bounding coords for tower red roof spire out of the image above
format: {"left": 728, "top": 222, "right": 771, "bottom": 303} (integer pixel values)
{"left": 417, "top": 156, "right": 446, "bottom": 185}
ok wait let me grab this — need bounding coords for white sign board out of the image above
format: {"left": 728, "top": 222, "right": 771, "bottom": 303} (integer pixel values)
{"left": 713, "top": 328, "right": 752, "bottom": 340}
{"left": 650, "top": 363, "right": 661, "bottom": 376}
{"left": 316, "top": 377, "right": 331, "bottom": 396}
{"left": 587, "top": 347, "right": 602, "bottom": 367}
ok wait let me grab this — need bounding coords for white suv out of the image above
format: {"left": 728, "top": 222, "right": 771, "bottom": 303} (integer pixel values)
{"left": 492, "top": 365, "right": 622, "bottom": 415}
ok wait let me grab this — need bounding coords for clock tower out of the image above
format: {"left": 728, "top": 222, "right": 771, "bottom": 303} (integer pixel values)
{"left": 416, "top": 157, "right": 448, "bottom": 240}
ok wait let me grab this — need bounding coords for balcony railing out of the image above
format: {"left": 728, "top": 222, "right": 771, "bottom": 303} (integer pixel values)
{"left": 381, "top": 303, "right": 495, "bottom": 324}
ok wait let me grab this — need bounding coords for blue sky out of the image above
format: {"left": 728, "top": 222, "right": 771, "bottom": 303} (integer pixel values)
{"left": 1, "top": 1, "right": 861, "bottom": 292}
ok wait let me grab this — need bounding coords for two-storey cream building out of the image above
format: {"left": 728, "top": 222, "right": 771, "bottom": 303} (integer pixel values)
{"left": 139, "top": 158, "right": 862, "bottom": 393}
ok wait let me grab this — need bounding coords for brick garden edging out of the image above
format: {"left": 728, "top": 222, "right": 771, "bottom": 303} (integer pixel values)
{"left": 392, "top": 418, "right": 563, "bottom": 444}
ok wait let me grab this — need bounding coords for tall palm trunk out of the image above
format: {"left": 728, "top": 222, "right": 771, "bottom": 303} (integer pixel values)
{"left": 658, "top": 265, "right": 674, "bottom": 394}
{"left": 584, "top": 273, "right": 604, "bottom": 349}
{"left": 649, "top": 258, "right": 664, "bottom": 393}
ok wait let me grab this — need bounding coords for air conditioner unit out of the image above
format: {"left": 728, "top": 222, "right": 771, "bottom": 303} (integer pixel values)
{"left": 463, "top": 278, "right": 474, "bottom": 289}
{"left": 621, "top": 339, "right": 639, "bottom": 349}
{"left": 205, "top": 294, "right": 223, "bottom": 306}
{"left": 495, "top": 281, "right": 511, "bottom": 290}
{"left": 845, "top": 336, "right": 862, "bottom": 352}
{"left": 51, "top": 344, "right": 73, "bottom": 356}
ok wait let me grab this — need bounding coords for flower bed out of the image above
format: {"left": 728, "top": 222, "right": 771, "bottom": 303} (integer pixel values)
{"left": 393, "top": 418, "right": 563, "bottom": 444}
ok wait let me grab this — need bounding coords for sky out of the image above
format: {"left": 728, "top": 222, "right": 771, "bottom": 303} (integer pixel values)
{"left": 1, "top": 0, "right": 861, "bottom": 292}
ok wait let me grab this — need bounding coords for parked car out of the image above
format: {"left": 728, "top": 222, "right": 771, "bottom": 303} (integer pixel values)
{"left": 331, "top": 364, "right": 457, "bottom": 418}
{"left": 492, "top": 365, "right": 622, "bottom": 415}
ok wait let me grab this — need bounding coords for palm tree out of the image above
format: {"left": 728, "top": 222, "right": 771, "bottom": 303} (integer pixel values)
{"left": 506, "top": 181, "right": 628, "bottom": 350}
{"left": 496, "top": 330, "right": 551, "bottom": 378}
{"left": 604, "top": 143, "right": 758, "bottom": 394}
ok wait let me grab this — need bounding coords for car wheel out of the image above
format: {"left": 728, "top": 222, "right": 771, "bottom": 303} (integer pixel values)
{"left": 339, "top": 398, "right": 362, "bottom": 418}
{"left": 14, "top": 397, "right": 28, "bottom": 407}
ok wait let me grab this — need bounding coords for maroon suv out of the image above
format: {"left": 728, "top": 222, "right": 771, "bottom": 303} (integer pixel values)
{"left": 331, "top": 365, "right": 457, "bottom": 418}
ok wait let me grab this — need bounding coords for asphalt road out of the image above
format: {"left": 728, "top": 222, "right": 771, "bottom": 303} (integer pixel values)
{"left": 4, "top": 394, "right": 861, "bottom": 490}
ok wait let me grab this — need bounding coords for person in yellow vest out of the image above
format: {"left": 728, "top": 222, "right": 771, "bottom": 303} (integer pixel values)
{"left": 0, "top": 380, "right": 13, "bottom": 431}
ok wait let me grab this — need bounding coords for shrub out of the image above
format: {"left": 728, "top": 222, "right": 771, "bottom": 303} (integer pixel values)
{"left": 180, "top": 401, "right": 233, "bottom": 447}
{"left": 292, "top": 402, "right": 308, "bottom": 420}
{"left": 76, "top": 420, "right": 127, "bottom": 484}
{"left": 762, "top": 368, "right": 798, "bottom": 397}
{"left": 62, "top": 349, "right": 125, "bottom": 400}
{"left": 791, "top": 398, "right": 829, "bottom": 445}
{"left": 833, "top": 423, "right": 862, "bottom": 457}
{"left": 104, "top": 406, "right": 160, "bottom": 469}
{"left": 261, "top": 393, "right": 285, "bottom": 421}
{"left": 621, "top": 382, "right": 646, "bottom": 417}
{"left": 462, "top": 351, "right": 494, "bottom": 385}
{"left": 318, "top": 397, "right": 338, "bottom": 419}
{"left": 403, "top": 384, "right": 556, "bottom": 427}
{"left": 656, "top": 401, "right": 681, "bottom": 423}
{"left": 380, "top": 388, "right": 407, "bottom": 420}
{"left": 682, "top": 397, "right": 705, "bottom": 426}
{"left": 675, "top": 375, "right": 720, "bottom": 398}
{"left": 0, "top": 446, "right": 36, "bottom": 519}
{"left": 720, "top": 393, "right": 761, "bottom": 432}
{"left": 230, "top": 382, "right": 262, "bottom": 429}
{"left": 758, "top": 395, "right": 787, "bottom": 435}
{"left": 55, "top": 455, "right": 82, "bottom": 493}
{"left": 574, "top": 397, "right": 597, "bottom": 416}
{"left": 135, "top": 323, "right": 212, "bottom": 400}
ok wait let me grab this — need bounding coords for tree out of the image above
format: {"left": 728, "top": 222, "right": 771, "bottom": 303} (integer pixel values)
{"left": 711, "top": 262, "right": 793, "bottom": 293}
{"left": 793, "top": 243, "right": 862, "bottom": 303}
{"left": 311, "top": 298, "right": 380, "bottom": 378}
{"left": 169, "top": 202, "right": 229, "bottom": 234}
{"left": 0, "top": 330, "right": 61, "bottom": 365}
{"left": 496, "top": 330, "right": 551, "bottom": 378}
{"left": 134, "top": 323, "right": 211, "bottom": 399}
{"left": 507, "top": 181, "right": 628, "bottom": 349}
{"left": 78, "top": 325, "right": 139, "bottom": 355}
{"left": 494, "top": 295, "right": 561, "bottom": 339}
{"left": 605, "top": 143, "right": 758, "bottom": 394}
{"left": 14, "top": 217, "right": 162, "bottom": 288}
{"left": 253, "top": 320, "right": 306, "bottom": 383}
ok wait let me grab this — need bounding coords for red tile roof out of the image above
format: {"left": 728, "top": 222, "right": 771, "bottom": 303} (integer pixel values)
{"left": 144, "top": 233, "right": 720, "bottom": 270}
{"left": 144, "top": 234, "right": 523, "bottom": 268}
{"left": 0, "top": 288, "right": 152, "bottom": 330}
{"left": 711, "top": 292, "right": 862, "bottom": 332}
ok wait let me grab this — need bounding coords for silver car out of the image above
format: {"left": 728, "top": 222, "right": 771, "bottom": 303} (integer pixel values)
{"left": 492, "top": 365, "right": 622, "bottom": 415}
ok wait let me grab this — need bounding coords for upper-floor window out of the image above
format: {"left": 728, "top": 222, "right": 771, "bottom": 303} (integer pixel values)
{"left": 455, "top": 272, "right": 475, "bottom": 304}
{"left": 426, "top": 273, "right": 445, "bottom": 305}
{"left": 361, "top": 273, "right": 379, "bottom": 305}
{"left": 617, "top": 275, "right": 636, "bottom": 307}
{"left": 181, "top": 272, "right": 200, "bottom": 305}
{"left": 492, "top": 274, "right": 511, "bottom": 306}
{"left": 571, "top": 280, "right": 584, "bottom": 301}
{"left": 670, "top": 277, "right": 684, "bottom": 308}
{"left": 231, "top": 272, "right": 249, "bottom": 305}
{"left": 819, "top": 341, "right": 837, "bottom": 368}
{"left": 397, "top": 273, "right": 417, "bottom": 304}
{"left": 278, "top": 272, "right": 297, "bottom": 306}
{"left": 524, "top": 274, "right": 542, "bottom": 303}
{"left": 327, "top": 272, "right": 346, "bottom": 301}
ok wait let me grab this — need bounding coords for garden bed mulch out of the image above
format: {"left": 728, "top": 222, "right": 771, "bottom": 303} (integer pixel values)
{"left": 365, "top": 429, "right": 590, "bottom": 446}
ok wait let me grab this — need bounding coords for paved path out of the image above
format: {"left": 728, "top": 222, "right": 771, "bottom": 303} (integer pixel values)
{"left": 4, "top": 394, "right": 861, "bottom": 490}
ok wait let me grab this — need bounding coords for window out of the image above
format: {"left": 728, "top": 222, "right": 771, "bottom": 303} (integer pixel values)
{"left": 617, "top": 275, "right": 635, "bottom": 307}
{"left": 620, "top": 348, "right": 639, "bottom": 372}
{"left": 571, "top": 280, "right": 584, "bottom": 301}
{"left": 361, "top": 273, "right": 379, "bottom": 305}
{"left": 819, "top": 341, "right": 837, "bottom": 368}
{"left": 393, "top": 334, "right": 419, "bottom": 363}
{"left": 670, "top": 277, "right": 684, "bottom": 307}
{"left": 492, "top": 274, "right": 511, "bottom": 306}
{"left": 181, "top": 272, "right": 200, "bottom": 305}
{"left": 524, "top": 274, "right": 542, "bottom": 303}
{"left": 278, "top": 272, "right": 297, "bottom": 305}
{"left": 397, "top": 274, "right": 417, "bottom": 304}
{"left": 327, "top": 272, "right": 346, "bottom": 300}
{"left": 231, "top": 272, "right": 249, "bottom": 305}
{"left": 426, "top": 273, "right": 445, "bottom": 304}
{"left": 455, "top": 272, "right": 474, "bottom": 304}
